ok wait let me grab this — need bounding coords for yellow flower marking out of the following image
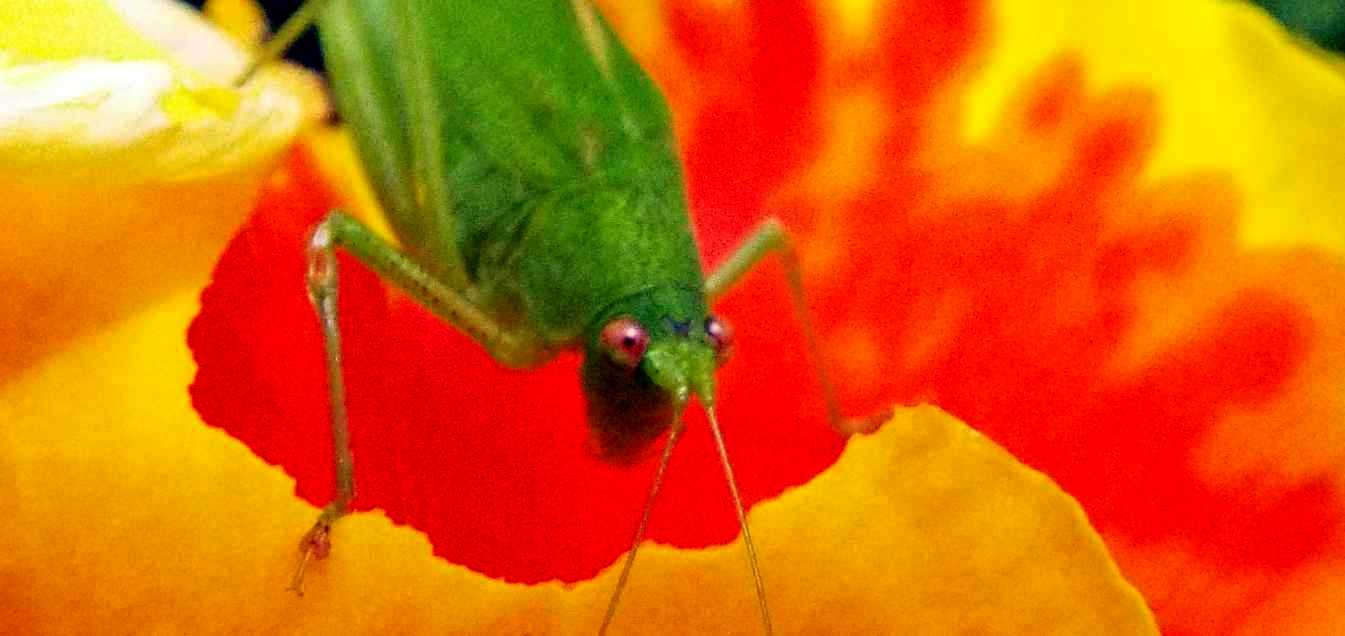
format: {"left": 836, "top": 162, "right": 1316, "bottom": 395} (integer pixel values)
{"left": 964, "top": 0, "right": 1345, "bottom": 252}
{"left": 0, "top": 0, "right": 166, "bottom": 63}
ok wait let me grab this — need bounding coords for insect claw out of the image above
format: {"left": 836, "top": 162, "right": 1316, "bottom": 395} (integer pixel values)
{"left": 289, "top": 522, "right": 332, "bottom": 596}
{"left": 287, "top": 553, "right": 310, "bottom": 597}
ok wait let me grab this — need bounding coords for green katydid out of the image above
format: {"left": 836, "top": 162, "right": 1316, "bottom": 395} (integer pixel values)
{"left": 239, "top": 0, "right": 846, "bottom": 633}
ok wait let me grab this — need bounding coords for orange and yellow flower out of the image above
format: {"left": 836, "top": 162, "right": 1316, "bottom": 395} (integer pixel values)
{"left": 4, "top": 0, "right": 1344, "bottom": 633}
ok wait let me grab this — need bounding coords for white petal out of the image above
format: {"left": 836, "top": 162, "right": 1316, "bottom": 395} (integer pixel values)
{"left": 108, "top": 0, "right": 250, "bottom": 83}
{"left": 0, "top": 59, "right": 302, "bottom": 183}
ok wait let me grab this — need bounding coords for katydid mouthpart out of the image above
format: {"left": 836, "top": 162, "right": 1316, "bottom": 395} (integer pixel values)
{"left": 241, "top": 1, "right": 847, "bottom": 633}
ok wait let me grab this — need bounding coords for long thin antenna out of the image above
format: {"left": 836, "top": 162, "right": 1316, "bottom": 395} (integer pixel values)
{"left": 706, "top": 406, "right": 772, "bottom": 635}
{"left": 598, "top": 423, "right": 685, "bottom": 635}
{"left": 234, "top": 0, "right": 332, "bottom": 87}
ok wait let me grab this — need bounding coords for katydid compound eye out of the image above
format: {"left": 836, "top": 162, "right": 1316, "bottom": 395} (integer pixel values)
{"left": 705, "top": 315, "right": 732, "bottom": 363}
{"left": 600, "top": 317, "right": 649, "bottom": 368}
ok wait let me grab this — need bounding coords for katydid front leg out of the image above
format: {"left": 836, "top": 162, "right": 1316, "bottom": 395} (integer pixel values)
{"left": 292, "top": 210, "right": 548, "bottom": 595}
{"left": 706, "top": 218, "right": 864, "bottom": 435}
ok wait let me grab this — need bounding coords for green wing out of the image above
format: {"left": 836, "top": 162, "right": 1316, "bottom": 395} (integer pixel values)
{"left": 318, "top": 0, "right": 683, "bottom": 287}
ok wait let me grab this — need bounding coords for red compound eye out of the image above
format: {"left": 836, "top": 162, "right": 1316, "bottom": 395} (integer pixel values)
{"left": 600, "top": 317, "right": 648, "bottom": 368}
{"left": 705, "top": 315, "right": 733, "bottom": 363}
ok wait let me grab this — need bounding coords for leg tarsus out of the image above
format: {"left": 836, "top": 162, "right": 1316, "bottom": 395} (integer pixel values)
{"left": 288, "top": 502, "right": 344, "bottom": 596}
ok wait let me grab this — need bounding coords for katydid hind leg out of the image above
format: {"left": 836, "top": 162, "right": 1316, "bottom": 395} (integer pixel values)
{"left": 706, "top": 217, "right": 857, "bottom": 434}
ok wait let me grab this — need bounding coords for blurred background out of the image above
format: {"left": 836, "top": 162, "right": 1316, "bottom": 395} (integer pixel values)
{"left": 187, "top": 0, "right": 1345, "bottom": 71}
{"left": 1258, "top": 0, "right": 1345, "bottom": 50}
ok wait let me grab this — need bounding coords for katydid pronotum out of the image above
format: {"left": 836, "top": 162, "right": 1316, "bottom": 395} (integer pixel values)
{"left": 240, "top": 1, "right": 847, "bottom": 633}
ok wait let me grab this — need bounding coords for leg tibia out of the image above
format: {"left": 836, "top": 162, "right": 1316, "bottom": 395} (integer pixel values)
{"left": 706, "top": 218, "right": 853, "bottom": 434}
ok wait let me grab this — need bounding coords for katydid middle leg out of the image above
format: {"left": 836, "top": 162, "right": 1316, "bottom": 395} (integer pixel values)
{"left": 706, "top": 218, "right": 864, "bottom": 435}
{"left": 292, "top": 209, "right": 547, "bottom": 594}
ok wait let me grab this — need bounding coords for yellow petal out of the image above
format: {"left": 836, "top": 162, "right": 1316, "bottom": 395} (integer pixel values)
{"left": 0, "top": 0, "right": 165, "bottom": 63}
{"left": 204, "top": 0, "right": 270, "bottom": 49}
{"left": 0, "top": 0, "right": 314, "bottom": 381}
{"left": 963, "top": 0, "right": 1345, "bottom": 252}
{"left": 0, "top": 286, "right": 1153, "bottom": 632}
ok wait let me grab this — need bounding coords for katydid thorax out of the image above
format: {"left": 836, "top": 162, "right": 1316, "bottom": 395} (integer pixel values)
{"left": 242, "top": 1, "right": 845, "bottom": 633}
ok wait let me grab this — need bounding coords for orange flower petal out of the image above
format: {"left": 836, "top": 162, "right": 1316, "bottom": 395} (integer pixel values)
{"left": 8, "top": 0, "right": 1344, "bottom": 632}
{"left": 604, "top": 0, "right": 1345, "bottom": 631}
{"left": 0, "top": 300, "right": 1153, "bottom": 633}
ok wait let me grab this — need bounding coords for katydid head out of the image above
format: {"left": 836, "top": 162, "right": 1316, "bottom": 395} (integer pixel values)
{"left": 581, "top": 298, "right": 731, "bottom": 461}
{"left": 588, "top": 308, "right": 772, "bottom": 636}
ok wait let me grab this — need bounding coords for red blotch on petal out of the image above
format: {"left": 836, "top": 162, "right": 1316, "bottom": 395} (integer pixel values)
{"left": 188, "top": 1, "right": 1345, "bottom": 631}
{"left": 192, "top": 2, "right": 848, "bottom": 586}
{"left": 670, "top": 0, "right": 823, "bottom": 262}
{"left": 190, "top": 136, "right": 844, "bottom": 583}
{"left": 783, "top": 27, "right": 1345, "bottom": 631}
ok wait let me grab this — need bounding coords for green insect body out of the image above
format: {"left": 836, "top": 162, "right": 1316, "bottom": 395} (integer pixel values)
{"left": 245, "top": 1, "right": 844, "bottom": 633}
{"left": 318, "top": 0, "right": 719, "bottom": 444}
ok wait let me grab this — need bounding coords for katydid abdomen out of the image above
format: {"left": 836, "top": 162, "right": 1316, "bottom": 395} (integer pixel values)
{"left": 319, "top": 0, "right": 680, "bottom": 297}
